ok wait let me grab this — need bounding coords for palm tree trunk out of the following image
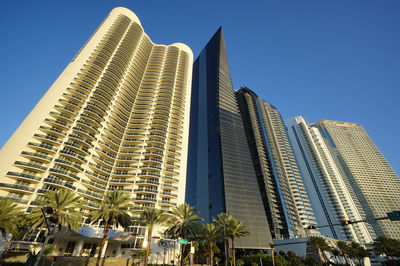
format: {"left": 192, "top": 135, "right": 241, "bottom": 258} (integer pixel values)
{"left": 271, "top": 247, "right": 275, "bottom": 266}
{"left": 0, "top": 236, "right": 13, "bottom": 263}
{"left": 145, "top": 227, "right": 153, "bottom": 266}
{"left": 96, "top": 218, "right": 112, "bottom": 266}
{"left": 209, "top": 241, "right": 213, "bottom": 266}
{"left": 321, "top": 249, "right": 329, "bottom": 266}
{"left": 180, "top": 235, "right": 186, "bottom": 266}
{"left": 33, "top": 225, "right": 57, "bottom": 266}
{"left": 231, "top": 238, "right": 235, "bottom": 266}
{"left": 224, "top": 236, "right": 228, "bottom": 266}
{"left": 316, "top": 248, "right": 323, "bottom": 266}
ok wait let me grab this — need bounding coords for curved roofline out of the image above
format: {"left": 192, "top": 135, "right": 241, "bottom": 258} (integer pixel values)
{"left": 110, "top": 7, "right": 141, "bottom": 26}
{"left": 109, "top": 7, "right": 193, "bottom": 58}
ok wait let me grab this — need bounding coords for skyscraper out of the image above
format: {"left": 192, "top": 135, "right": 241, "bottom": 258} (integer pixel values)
{"left": 236, "top": 88, "right": 316, "bottom": 239}
{"left": 0, "top": 7, "right": 193, "bottom": 255}
{"left": 186, "top": 29, "right": 272, "bottom": 248}
{"left": 311, "top": 120, "right": 400, "bottom": 240}
{"left": 286, "top": 116, "right": 373, "bottom": 243}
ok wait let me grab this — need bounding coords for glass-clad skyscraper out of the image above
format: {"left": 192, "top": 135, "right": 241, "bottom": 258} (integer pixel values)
{"left": 236, "top": 87, "right": 316, "bottom": 239}
{"left": 186, "top": 29, "right": 272, "bottom": 248}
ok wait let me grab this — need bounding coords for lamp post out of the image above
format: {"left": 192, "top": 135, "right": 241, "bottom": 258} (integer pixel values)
{"left": 33, "top": 207, "right": 56, "bottom": 266}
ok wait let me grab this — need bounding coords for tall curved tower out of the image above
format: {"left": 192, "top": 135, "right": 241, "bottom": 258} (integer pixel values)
{"left": 0, "top": 7, "right": 193, "bottom": 248}
{"left": 236, "top": 87, "right": 316, "bottom": 239}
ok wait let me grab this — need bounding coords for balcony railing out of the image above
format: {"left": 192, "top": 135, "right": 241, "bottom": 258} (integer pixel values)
{"left": 0, "top": 183, "right": 35, "bottom": 192}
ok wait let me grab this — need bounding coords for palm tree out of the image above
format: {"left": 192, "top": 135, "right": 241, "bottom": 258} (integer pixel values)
{"left": 226, "top": 218, "right": 249, "bottom": 266}
{"left": 0, "top": 199, "right": 25, "bottom": 262}
{"left": 337, "top": 240, "right": 351, "bottom": 264}
{"left": 331, "top": 248, "right": 341, "bottom": 264}
{"left": 307, "top": 236, "right": 330, "bottom": 266}
{"left": 354, "top": 243, "right": 369, "bottom": 266}
{"left": 373, "top": 236, "right": 399, "bottom": 263}
{"left": 27, "top": 189, "right": 83, "bottom": 266}
{"left": 140, "top": 208, "right": 168, "bottom": 266}
{"left": 213, "top": 212, "right": 233, "bottom": 266}
{"left": 203, "top": 223, "right": 219, "bottom": 266}
{"left": 165, "top": 203, "right": 203, "bottom": 266}
{"left": 91, "top": 190, "right": 134, "bottom": 266}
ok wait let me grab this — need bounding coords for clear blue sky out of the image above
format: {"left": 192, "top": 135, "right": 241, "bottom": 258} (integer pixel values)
{"left": 1, "top": 0, "right": 399, "bottom": 175}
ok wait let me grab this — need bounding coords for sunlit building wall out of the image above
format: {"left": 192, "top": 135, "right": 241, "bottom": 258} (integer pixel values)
{"left": 286, "top": 116, "right": 373, "bottom": 243}
{"left": 0, "top": 7, "right": 193, "bottom": 256}
{"left": 311, "top": 120, "right": 400, "bottom": 240}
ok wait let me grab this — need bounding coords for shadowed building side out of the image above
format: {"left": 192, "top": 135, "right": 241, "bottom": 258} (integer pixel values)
{"left": 186, "top": 28, "right": 272, "bottom": 248}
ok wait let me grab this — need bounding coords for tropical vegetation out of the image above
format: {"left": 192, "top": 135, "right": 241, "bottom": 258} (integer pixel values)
{"left": 0, "top": 199, "right": 25, "bottom": 263}
{"left": 1, "top": 191, "right": 400, "bottom": 266}
{"left": 140, "top": 208, "right": 167, "bottom": 266}
{"left": 90, "top": 190, "right": 134, "bottom": 266}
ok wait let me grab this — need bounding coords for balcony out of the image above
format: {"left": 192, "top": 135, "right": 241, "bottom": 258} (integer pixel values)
{"left": 14, "top": 161, "right": 47, "bottom": 172}
{"left": 39, "top": 125, "right": 66, "bottom": 137}
{"left": 81, "top": 200, "right": 100, "bottom": 210}
{"left": 136, "top": 180, "right": 159, "bottom": 186}
{"left": 59, "top": 149, "right": 87, "bottom": 164}
{"left": 158, "top": 200, "right": 177, "bottom": 207}
{"left": 76, "top": 119, "right": 100, "bottom": 134}
{"left": 135, "top": 197, "right": 157, "bottom": 203}
{"left": 138, "top": 172, "right": 160, "bottom": 179}
{"left": 64, "top": 141, "right": 91, "bottom": 156}
{"left": 27, "top": 142, "right": 57, "bottom": 153}
{"left": 0, "top": 183, "right": 35, "bottom": 194}
{"left": 77, "top": 188, "right": 104, "bottom": 200}
{"left": 68, "top": 134, "right": 94, "bottom": 148}
{"left": 92, "top": 154, "right": 114, "bottom": 167}
{"left": 134, "top": 188, "right": 158, "bottom": 195}
{"left": 72, "top": 127, "right": 96, "bottom": 140}
{"left": 160, "top": 192, "right": 177, "bottom": 198}
{"left": 88, "top": 162, "right": 111, "bottom": 175}
{"left": 50, "top": 111, "right": 74, "bottom": 124}
{"left": 43, "top": 178, "right": 76, "bottom": 191}
{"left": 108, "top": 187, "right": 133, "bottom": 193}
{"left": 6, "top": 171, "right": 41, "bottom": 182}
{"left": 162, "top": 176, "right": 179, "bottom": 183}
{"left": 33, "top": 133, "right": 62, "bottom": 145}
{"left": 0, "top": 196, "right": 28, "bottom": 204}
{"left": 49, "top": 168, "right": 79, "bottom": 182}
{"left": 161, "top": 183, "right": 178, "bottom": 190}
{"left": 21, "top": 151, "right": 52, "bottom": 163}
{"left": 109, "top": 179, "right": 135, "bottom": 185}
{"left": 44, "top": 118, "right": 70, "bottom": 130}
{"left": 85, "top": 170, "right": 109, "bottom": 183}
{"left": 81, "top": 179, "right": 107, "bottom": 191}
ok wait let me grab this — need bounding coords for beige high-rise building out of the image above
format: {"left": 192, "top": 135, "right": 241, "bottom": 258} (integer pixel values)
{"left": 312, "top": 120, "right": 400, "bottom": 240}
{"left": 0, "top": 7, "right": 192, "bottom": 257}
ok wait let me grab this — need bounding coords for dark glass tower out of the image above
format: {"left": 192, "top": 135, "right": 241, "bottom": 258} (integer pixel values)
{"left": 236, "top": 87, "right": 316, "bottom": 239}
{"left": 186, "top": 28, "right": 272, "bottom": 248}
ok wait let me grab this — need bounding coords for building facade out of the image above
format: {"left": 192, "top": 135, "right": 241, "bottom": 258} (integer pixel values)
{"left": 285, "top": 116, "right": 373, "bottom": 243}
{"left": 185, "top": 29, "right": 272, "bottom": 248}
{"left": 235, "top": 88, "right": 316, "bottom": 239}
{"left": 311, "top": 120, "right": 400, "bottom": 240}
{"left": 0, "top": 7, "right": 193, "bottom": 258}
